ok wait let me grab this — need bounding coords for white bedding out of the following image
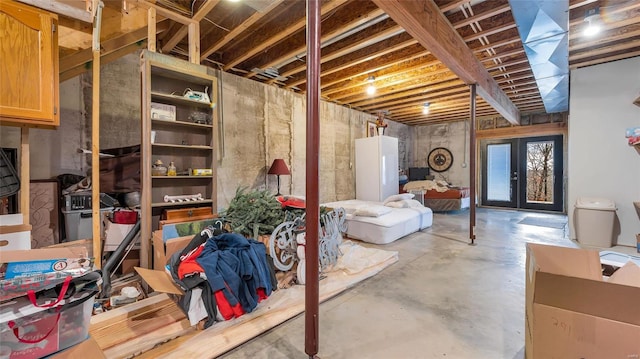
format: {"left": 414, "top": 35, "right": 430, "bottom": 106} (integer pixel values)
{"left": 322, "top": 199, "right": 433, "bottom": 245}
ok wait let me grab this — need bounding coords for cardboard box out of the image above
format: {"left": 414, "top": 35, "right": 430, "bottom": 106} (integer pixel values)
{"left": 103, "top": 218, "right": 141, "bottom": 251}
{"left": 152, "top": 230, "right": 192, "bottom": 271}
{"left": 0, "top": 247, "right": 93, "bottom": 301}
{"left": 525, "top": 243, "right": 640, "bottom": 359}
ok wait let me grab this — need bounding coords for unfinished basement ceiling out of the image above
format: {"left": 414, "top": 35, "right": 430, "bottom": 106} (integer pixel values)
{"left": 57, "top": 0, "right": 640, "bottom": 125}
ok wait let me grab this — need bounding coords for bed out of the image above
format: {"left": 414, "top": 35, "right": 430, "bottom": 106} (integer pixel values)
{"left": 322, "top": 199, "right": 433, "bottom": 245}
{"left": 403, "top": 180, "right": 471, "bottom": 212}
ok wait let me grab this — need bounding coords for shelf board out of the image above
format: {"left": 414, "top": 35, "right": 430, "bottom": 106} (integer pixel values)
{"left": 152, "top": 175, "right": 213, "bottom": 179}
{"left": 151, "top": 92, "right": 213, "bottom": 108}
{"left": 152, "top": 119, "right": 212, "bottom": 129}
{"left": 151, "top": 199, "right": 213, "bottom": 208}
{"left": 152, "top": 143, "right": 213, "bottom": 150}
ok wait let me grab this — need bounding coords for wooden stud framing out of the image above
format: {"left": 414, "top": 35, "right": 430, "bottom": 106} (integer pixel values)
{"left": 20, "top": 128, "right": 29, "bottom": 225}
{"left": 148, "top": 7, "right": 156, "bottom": 52}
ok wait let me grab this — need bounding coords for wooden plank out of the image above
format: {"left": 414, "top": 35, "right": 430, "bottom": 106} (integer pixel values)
{"left": 188, "top": 21, "right": 200, "bottom": 64}
{"left": 440, "top": 0, "right": 469, "bottom": 13}
{"left": 102, "top": 319, "right": 195, "bottom": 358}
{"left": 16, "top": 0, "right": 92, "bottom": 22}
{"left": 476, "top": 122, "right": 568, "bottom": 139}
{"left": 90, "top": 293, "right": 173, "bottom": 327}
{"left": 91, "top": 300, "right": 186, "bottom": 350}
{"left": 92, "top": 47, "right": 101, "bottom": 269}
{"left": 371, "top": 0, "right": 520, "bottom": 125}
{"left": 0, "top": 224, "right": 31, "bottom": 234}
{"left": 151, "top": 254, "right": 399, "bottom": 358}
{"left": 20, "top": 128, "right": 29, "bottom": 225}
{"left": 148, "top": 7, "right": 156, "bottom": 52}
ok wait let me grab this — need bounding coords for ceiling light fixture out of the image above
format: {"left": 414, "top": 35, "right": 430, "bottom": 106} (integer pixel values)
{"left": 422, "top": 102, "right": 431, "bottom": 115}
{"left": 366, "top": 76, "right": 376, "bottom": 96}
{"left": 583, "top": 8, "right": 601, "bottom": 37}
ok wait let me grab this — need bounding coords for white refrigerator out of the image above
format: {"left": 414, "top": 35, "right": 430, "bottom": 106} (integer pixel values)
{"left": 355, "top": 135, "right": 399, "bottom": 202}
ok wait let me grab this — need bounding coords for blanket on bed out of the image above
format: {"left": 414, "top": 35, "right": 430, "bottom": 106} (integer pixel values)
{"left": 403, "top": 180, "right": 450, "bottom": 192}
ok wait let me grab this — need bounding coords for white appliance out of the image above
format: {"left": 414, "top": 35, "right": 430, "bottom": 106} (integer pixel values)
{"left": 355, "top": 135, "right": 399, "bottom": 202}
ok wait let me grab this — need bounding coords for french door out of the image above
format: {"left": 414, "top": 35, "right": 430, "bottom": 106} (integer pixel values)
{"left": 481, "top": 135, "right": 563, "bottom": 212}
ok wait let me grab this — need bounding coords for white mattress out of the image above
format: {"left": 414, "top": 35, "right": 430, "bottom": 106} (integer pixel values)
{"left": 322, "top": 200, "right": 433, "bottom": 245}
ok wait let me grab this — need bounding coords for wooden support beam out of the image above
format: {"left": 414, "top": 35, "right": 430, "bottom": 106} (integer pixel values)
{"left": 370, "top": 0, "right": 520, "bottom": 124}
{"left": 17, "top": 0, "right": 92, "bottom": 22}
{"left": 476, "top": 122, "right": 568, "bottom": 139}
{"left": 20, "top": 128, "right": 29, "bottom": 225}
{"left": 188, "top": 21, "right": 200, "bottom": 64}
{"left": 92, "top": 0, "right": 102, "bottom": 269}
{"left": 148, "top": 7, "right": 156, "bottom": 52}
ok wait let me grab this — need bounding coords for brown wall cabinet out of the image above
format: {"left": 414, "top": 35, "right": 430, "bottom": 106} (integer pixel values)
{"left": 0, "top": 0, "right": 59, "bottom": 127}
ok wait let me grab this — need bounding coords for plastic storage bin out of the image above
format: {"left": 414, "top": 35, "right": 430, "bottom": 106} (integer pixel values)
{"left": 574, "top": 197, "right": 616, "bottom": 248}
{"left": 62, "top": 207, "right": 113, "bottom": 241}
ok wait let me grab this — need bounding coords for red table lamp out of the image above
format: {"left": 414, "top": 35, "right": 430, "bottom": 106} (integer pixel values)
{"left": 268, "top": 159, "right": 290, "bottom": 196}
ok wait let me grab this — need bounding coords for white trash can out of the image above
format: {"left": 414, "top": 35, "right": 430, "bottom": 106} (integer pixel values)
{"left": 574, "top": 197, "right": 616, "bottom": 248}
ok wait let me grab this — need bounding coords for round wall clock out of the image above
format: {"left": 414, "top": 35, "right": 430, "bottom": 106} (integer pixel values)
{"left": 428, "top": 147, "right": 453, "bottom": 172}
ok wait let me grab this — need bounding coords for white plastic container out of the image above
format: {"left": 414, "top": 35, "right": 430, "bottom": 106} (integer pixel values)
{"left": 574, "top": 197, "right": 616, "bottom": 248}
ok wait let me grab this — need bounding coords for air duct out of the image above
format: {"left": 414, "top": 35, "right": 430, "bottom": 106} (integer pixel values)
{"left": 508, "top": 0, "right": 569, "bottom": 113}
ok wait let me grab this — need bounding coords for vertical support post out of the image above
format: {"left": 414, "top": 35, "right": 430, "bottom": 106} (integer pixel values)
{"left": 469, "top": 84, "right": 477, "bottom": 245}
{"left": 20, "top": 128, "right": 29, "bottom": 225}
{"left": 305, "top": 0, "right": 320, "bottom": 357}
{"left": 147, "top": 8, "right": 156, "bottom": 52}
{"left": 188, "top": 21, "right": 200, "bottom": 64}
{"left": 92, "top": 1, "right": 103, "bottom": 268}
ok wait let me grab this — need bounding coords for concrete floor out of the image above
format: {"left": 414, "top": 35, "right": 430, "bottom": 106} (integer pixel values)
{"left": 218, "top": 208, "right": 633, "bottom": 359}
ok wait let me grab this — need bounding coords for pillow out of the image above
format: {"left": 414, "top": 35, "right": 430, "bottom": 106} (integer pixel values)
{"left": 403, "top": 199, "right": 424, "bottom": 208}
{"left": 354, "top": 205, "right": 392, "bottom": 217}
{"left": 383, "top": 193, "right": 415, "bottom": 205}
{"left": 385, "top": 201, "right": 408, "bottom": 208}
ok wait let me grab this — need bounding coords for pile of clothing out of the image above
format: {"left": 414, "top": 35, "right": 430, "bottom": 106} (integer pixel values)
{"left": 167, "top": 228, "right": 277, "bottom": 328}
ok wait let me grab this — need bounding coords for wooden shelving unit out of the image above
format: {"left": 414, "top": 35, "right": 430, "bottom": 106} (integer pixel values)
{"left": 140, "top": 50, "right": 219, "bottom": 268}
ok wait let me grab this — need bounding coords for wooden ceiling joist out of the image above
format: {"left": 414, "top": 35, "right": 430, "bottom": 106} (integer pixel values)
{"left": 222, "top": 0, "right": 350, "bottom": 70}
{"left": 200, "top": 0, "right": 284, "bottom": 61}
{"left": 160, "top": 0, "right": 221, "bottom": 54}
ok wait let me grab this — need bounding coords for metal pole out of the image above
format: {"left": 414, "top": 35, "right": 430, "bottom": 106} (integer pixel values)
{"left": 469, "top": 84, "right": 477, "bottom": 245}
{"left": 305, "top": 0, "right": 321, "bottom": 357}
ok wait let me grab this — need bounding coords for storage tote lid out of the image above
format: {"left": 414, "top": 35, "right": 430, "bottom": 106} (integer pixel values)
{"left": 575, "top": 197, "right": 616, "bottom": 211}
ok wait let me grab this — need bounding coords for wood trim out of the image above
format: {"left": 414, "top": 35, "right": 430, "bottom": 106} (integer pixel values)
{"left": 16, "top": 0, "right": 92, "bottom": 22}
{"left": 0, "top": 224, "right": 31, "bottom": 234}
{"left": 476, "top": 122, "right": 567, "bottom": 140}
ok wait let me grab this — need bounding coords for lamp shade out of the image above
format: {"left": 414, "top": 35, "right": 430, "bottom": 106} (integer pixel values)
{"left": 268, "top": 159, "right": 290, "bottom": 175}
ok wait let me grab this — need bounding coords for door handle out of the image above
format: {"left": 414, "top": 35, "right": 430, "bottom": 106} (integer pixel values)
{"left": 511, "top": 172, "right": 518, "bottom": 181}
